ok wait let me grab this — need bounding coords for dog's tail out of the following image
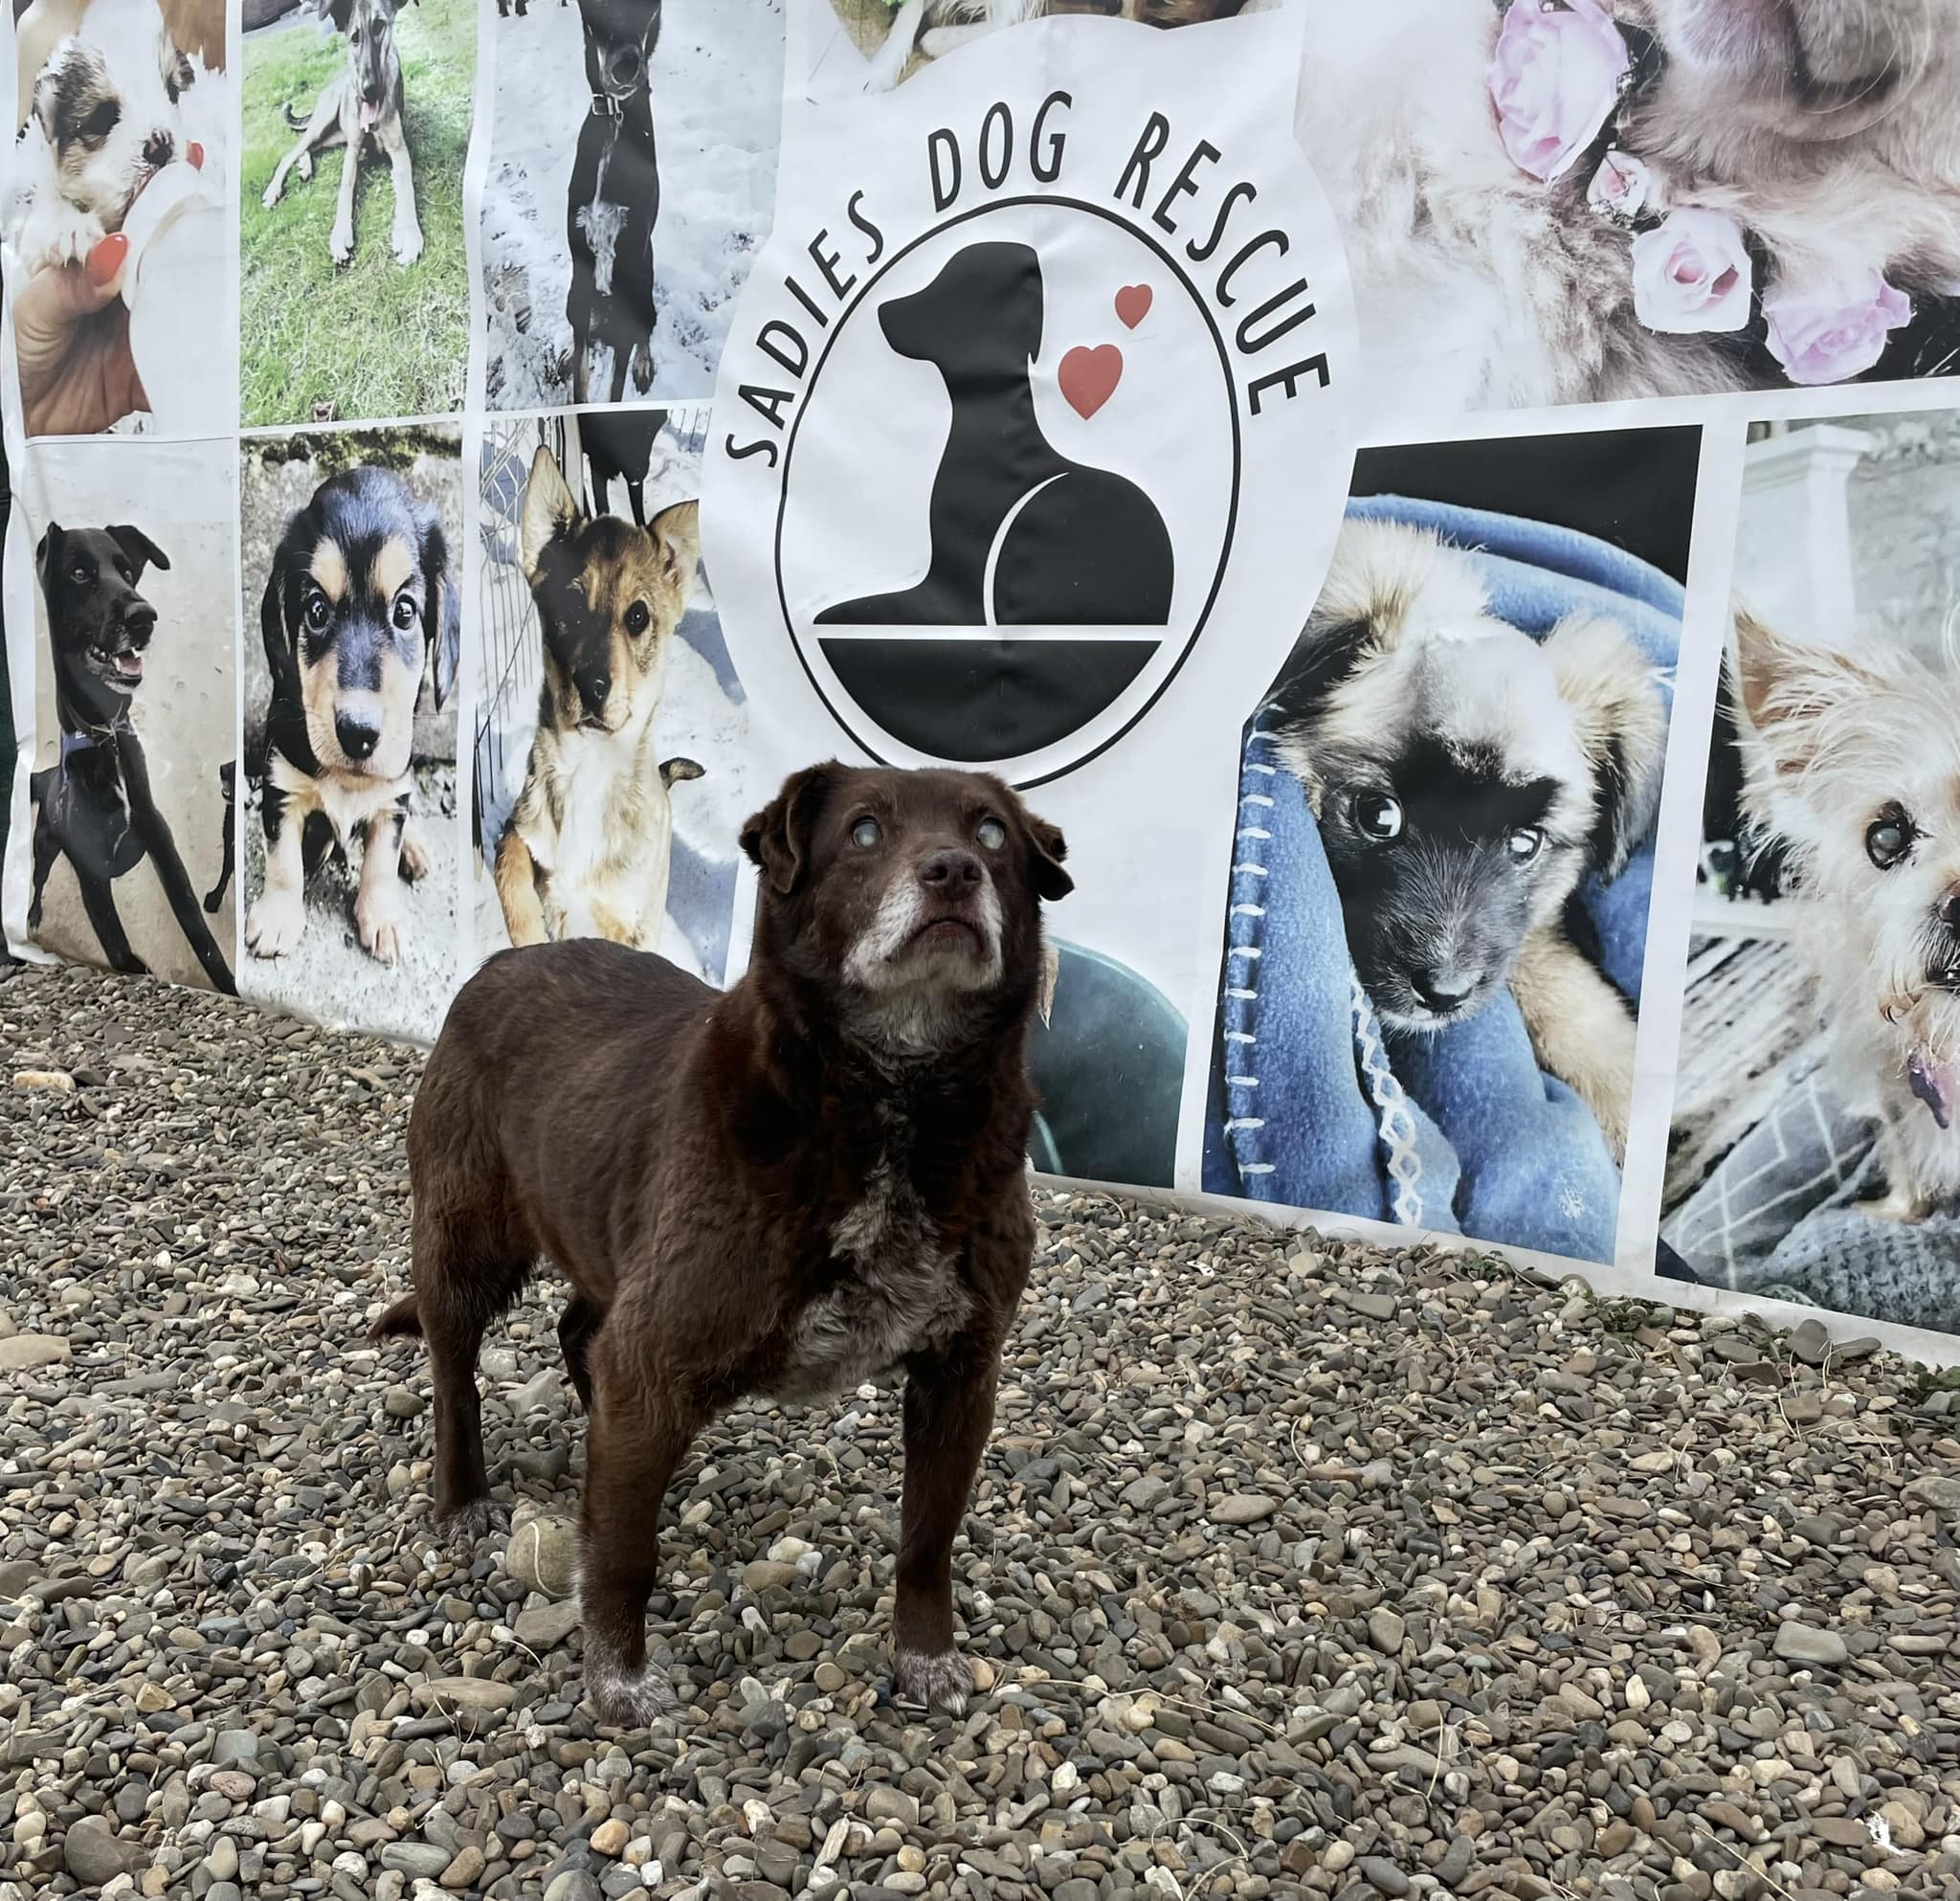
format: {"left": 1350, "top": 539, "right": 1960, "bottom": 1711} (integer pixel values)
{"left": 659, "top": 757, "right": 704, "bottom": 790}
{"left": 369, "top": 1293, "right": 422, "bottom": 1343}
{"left": 282, "top": 99, "right": 314, "bottom": 131}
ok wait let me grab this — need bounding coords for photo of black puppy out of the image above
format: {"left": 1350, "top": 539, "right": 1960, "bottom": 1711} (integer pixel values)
{"left": 26, "top": 522, "right": 237, "bottom": 995}
{"left": 479, "top": 0, "right": 778, "bottom": 409}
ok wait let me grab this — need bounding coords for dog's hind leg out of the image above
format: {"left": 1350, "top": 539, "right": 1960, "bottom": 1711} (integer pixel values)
{"left": 26, "top": 802, "right": 58, "bottom": 934}
{"left": 557, "top": 1293, "right": 604, "bottom": 1412}
{"left": 263, "top": 94, "right": 342, "bottom": 208}
{"left": 204, "top": 765, "right": 236, "bottom": 913}
{"left": 865, "top": 0, "right": 928, "bottom": 88}
{"left": 579, "top": 1346, "right": 703, "bottom": 1726}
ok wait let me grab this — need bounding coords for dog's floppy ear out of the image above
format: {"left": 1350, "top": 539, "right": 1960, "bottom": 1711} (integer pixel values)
{"left": 1728, "top": 601, "right": 1887, "bottom": 782}
{"left": 520, "top": 445, "right": 580, "bottom": 584}
{"left": 259, "top": 521, "right": 306, "bottom": 705}
{"left": 1020, "top": 806, "right": 1073, "bottom": 902}
{"left": 417, "top": 504, "right": 461, "bottom": 712}
{"left": 1270, "top": 519, "right": 1473, "bottom": 718}
{"left": 36, "top": 523, "right": 63, "bottom": 590}
{"left": 646, "top": 499, "right": 701, "bottom": 601}
{"left": 740, "top": 762, "right": 841, "bottom": 896}
{"left": 316, "top": 0, "right": 352, "bottom": 30}
{"left": 1541, "top": 610, "right": 1669, "bottom": 878}
{"left": 106, "top": 525, "right": 170, "bottom": 579}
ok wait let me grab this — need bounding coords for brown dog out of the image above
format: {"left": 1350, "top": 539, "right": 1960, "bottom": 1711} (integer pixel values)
{"left": 373, "top": 762, "right": 1072, "bottom": 1724}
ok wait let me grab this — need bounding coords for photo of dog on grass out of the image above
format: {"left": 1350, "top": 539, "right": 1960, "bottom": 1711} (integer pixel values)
{"left": 5, "top": 0, "right": 233, "bottom": 437}
{"left": 1204, "top": 427, "right": 1694, "bottom": 1268}
{"left": 10, "top": 437, "right": 237, "bottom": 992}
{"left": 236, "top": 423, "right": 462, "bottom": 1043}
{"left": 238, "top": 0, "right": 473, "bottom": 426}
{"left": 1665, "top": 413, "right": 1960, "bottom": 1336}
{"left": 478, "top": 0, "right": 781, "bottom": 410}
{"left": 472, "top": 407, "right": 749, "bottom": 982}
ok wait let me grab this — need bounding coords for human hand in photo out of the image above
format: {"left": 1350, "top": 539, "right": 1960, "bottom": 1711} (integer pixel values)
{"left": 13, "top": 234, "right": 146, "bottom": 437}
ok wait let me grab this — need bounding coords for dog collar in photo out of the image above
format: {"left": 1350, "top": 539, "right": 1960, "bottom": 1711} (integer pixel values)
{"left": 589, "top": 92, "right": 624, "bottom": 120}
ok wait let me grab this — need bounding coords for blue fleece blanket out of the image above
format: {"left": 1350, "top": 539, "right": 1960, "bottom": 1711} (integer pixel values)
{"left": 1201, "top": 498, "right": 1682, "bottom": 1264}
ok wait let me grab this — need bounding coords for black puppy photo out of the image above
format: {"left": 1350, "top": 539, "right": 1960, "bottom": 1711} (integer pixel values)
{"left": 477, "top": 0, "right": 779, "bottom": 410}
{"left": 238, "top": 428, "right": 464, "bottom": 1043}
{"left": 26, "top": 521, "right": 237, "bottom": 995}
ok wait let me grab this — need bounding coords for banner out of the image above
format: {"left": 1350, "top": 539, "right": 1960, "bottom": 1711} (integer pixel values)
{"left": 8, "top": 0, "right": 1960, "bottom": 1360}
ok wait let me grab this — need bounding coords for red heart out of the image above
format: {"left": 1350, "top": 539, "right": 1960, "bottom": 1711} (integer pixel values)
{"left": 1115, "top": 284, "right": 1151, "bottom": 329}
{"left": 1058, "top": 344, "right": 1123, "bottom": 419}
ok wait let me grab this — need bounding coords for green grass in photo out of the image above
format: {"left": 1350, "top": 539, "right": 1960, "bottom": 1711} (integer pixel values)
{"left": 240, "top": 0, "right": 475, "bottom": 427}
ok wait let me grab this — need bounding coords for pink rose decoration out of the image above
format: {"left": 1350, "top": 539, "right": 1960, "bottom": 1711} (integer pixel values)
{"left": 1631, "top": 207, "right": 1752, "bottom": 333}
{"left": 1587, "top": 148, "right": 1654, "bottom": 223}
{"left": 1489, "top": 0, "right": 1631, "bottom": 183}
{"left": 1763, "top": 268, "right": 1913, "bottom": 386}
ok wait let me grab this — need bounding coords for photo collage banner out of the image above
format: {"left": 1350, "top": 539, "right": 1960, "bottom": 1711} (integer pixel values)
{"left": 9, "top": 0, "right": 1960, "bottom": 1360}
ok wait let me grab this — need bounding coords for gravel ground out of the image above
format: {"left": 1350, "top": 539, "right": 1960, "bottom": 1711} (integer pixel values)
{"left": 3, "top": 960, "right": 1960, "bottom": 1901}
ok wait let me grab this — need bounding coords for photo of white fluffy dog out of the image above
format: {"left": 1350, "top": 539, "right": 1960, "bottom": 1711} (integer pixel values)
{"left": 1730, "top": 609, "right": 1960, "bottom": 1219}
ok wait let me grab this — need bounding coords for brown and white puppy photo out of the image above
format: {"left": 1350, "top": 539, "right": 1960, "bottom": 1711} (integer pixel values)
{"left": 493, "top": 441, "right": 702, "bottom": 952}
{"left": 374, "top": 762, "right": 1071, "bottom": 1724}
{"left": 238, "top": 427, "right": 464, "bottom": 1042}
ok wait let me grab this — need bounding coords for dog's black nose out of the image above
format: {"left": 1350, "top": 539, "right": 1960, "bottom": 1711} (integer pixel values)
{"left": 1412, "top": 973, "right": 1472, "bottom": 1014}
{"left": 918, "top": 848, "right": 983, "bottom": 891}
{"left": 142, "top": 129, "right": 174, "bottom": 170}
{"left": 122, "top": 603, "right": 157, "bottom": 642}
{"left": 335, "top": 712, "right": 382, "bottom": 762}
{"left": 573, "top": 665, "right": 612, "bottom": 716}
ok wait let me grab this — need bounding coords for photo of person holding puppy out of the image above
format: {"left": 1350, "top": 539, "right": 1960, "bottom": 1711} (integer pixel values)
{"left": 1664, "top": 413, "right": 1960, "bottom": 1337}
{"left": 1203, "top": 427, "right": 1696, "bottom": 1267}
{"left": 7, "top": 0, "right": 233, "bottom": 438}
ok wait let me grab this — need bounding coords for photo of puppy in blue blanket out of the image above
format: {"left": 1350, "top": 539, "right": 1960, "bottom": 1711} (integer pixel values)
{"left": 1204, "top": 461, "right": 1686, "bottom": 1266}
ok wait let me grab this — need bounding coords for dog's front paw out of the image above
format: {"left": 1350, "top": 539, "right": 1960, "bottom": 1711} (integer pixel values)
{"left": 892, "top": 1646, "right": 973, "bottom": 1717}
{"left": 20, "top": 201, "right": 107, "bottom": 274}
{"left": 393, "top": 219, "right": 424, "bottom": 265}
{"left": 398, "top": 821, "right": 431, "bottom": 883}
{"left": 587, "top": 1663, "right": 679, "bottom": 1730}
{"left": 330, "top": 219, "right": 354, "bottom": 266}
{"left": 431, "top": 1496, "right": 501, "bottom": 1551}
{"left": 245, "top": 889, "right": 306, "bottom": 958}
{"left": 356, "top": 884, "right": 408, "bottom": 965}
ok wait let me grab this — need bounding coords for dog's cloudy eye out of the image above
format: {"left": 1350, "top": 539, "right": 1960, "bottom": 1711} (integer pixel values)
{"left": 1867, "top": 814, "right": 1914, "bottom": 870}
{"left": 851, "top": 817, "right": 881, "bottom": 849}
{"left": 1507, "top": 827, "right": 1544, "bottom": 862}
{"left": 392, "top": 595, "right": 418, "bottom": 631}
{"left": 625, "top": 601, "right": 651, "bottom": 636}
{"left": 976, "top": 817, "right": 1007, "bottom": 850}
{"left": 1353, "top": 794, "right": 1403, "bottom": 841}
{"left": 69, "top": 562, "right": 89, "bottom": 585}
{"left": 304, "top": 593, "right": 332, "bottom": 633}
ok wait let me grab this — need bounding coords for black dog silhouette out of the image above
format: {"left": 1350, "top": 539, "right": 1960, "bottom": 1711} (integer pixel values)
{"left": 816, "top": 241, "right": 1173, "bottom": 627}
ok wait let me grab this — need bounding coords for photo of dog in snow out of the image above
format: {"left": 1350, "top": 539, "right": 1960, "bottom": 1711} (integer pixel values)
{"left": 473, "top": 408, "right": 749, "bottom": 983}
{"left": 813, "top": 0, "right": 1960, "bottom": 417}
{"left": 1665, "top": 414, "right": 1960, "bottom": 1337}
{"left": 11, "top": 436, "right": 237, "bottom": 991}
{"left": 237, "top": 424, "right": 463, "bottom": 1044}
{"left": 5, "top": 0, "right": 233, "bottom": 437}
{"left": 1204, "top": 427, "right": 1695, "bottom": 1268}
{"left": 479, "top": 0, "right": 782, "bottom": 410}
{"left": 239, "top": 0, "right": 473, "bottom": 426}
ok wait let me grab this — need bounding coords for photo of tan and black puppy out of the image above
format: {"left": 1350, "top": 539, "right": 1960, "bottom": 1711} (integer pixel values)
{"left": 1271, "top": 517, "right": 1666, "bottom": 1157}
{"left": 493, "top": 442, "right": 702, "bottom": 950}
{"left": 1729, "top": 610, "right": 1960, "bottom": 1219}
{"left": 235, "top": 427, "right": 464, "bottom": 1041}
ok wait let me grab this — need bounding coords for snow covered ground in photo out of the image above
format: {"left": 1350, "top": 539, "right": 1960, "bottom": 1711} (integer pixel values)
{"left": 479, "top": 0, "right": 784, "bottom": 408}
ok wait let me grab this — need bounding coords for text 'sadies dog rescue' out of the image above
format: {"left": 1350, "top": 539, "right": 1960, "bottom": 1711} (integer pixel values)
{"left": 11, "top": 0, "right": 1960, "bottom": 1353}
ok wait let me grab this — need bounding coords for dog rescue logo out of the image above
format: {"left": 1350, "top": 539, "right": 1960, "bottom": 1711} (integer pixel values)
{"left": 704, "top": 9, "right": 1359, "bottom": 787}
